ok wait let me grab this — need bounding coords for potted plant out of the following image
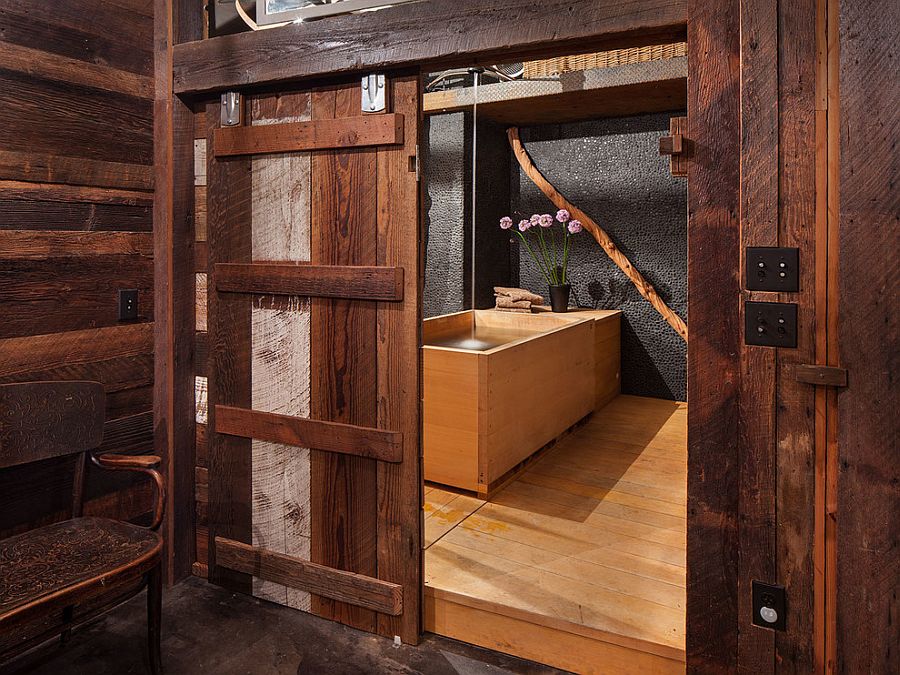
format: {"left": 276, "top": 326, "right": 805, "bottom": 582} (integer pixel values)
{"left": 500, "top": 209, "right": 583, "bottom": 312}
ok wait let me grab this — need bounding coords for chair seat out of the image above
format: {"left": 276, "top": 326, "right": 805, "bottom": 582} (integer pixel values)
{"left": 0, "top": 517, "right": 161, "bottom": 617}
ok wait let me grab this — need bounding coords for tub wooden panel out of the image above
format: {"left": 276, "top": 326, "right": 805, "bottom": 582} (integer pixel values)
{"left": 423, "top": 310, "right": 604, "bottom": 493}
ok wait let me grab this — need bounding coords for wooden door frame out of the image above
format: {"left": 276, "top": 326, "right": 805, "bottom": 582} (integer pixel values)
{"left": 156, "top": 0, "right": 807, "bottom": 669}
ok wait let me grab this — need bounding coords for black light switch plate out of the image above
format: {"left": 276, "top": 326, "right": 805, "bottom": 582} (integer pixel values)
{"left": 118, "top": 289, "right": 139, "bottom": 321}
{"left": 752, "top": 580, "right": 787, "bottom": 631}
{"left": 745, "top": 301, "right": 798, "bottom": 348}
{"left": 746, "top": 247, "right": 799, "bottom": 292}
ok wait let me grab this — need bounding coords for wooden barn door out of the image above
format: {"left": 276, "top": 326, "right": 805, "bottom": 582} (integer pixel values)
{"left": 204, "top": 73, "right": 422, "bottom": 644}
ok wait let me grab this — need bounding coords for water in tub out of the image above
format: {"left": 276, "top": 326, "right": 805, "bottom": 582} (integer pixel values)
{"left": 426, "top": 323, "right": 540, "bottom": 351}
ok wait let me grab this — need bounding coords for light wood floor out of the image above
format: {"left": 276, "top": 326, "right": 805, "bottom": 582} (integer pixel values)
{"left": 424, "top": 395, "right": 687, "bottom": 674}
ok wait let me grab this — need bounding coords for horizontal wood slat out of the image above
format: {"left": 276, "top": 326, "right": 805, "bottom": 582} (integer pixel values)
{"left": 215, "top": 405, "right": 403, "bottom": 462}
{"left": 213, "top": 114, "right": 405, "bottom": 157}
{"left": 215, "top": 263, "right": 404, "bottom": 301}
{"left": 0, "top": 150, "right": 153, "bottom": 192}
{"left": 795, "top": 364, "right": 848, "bottom": 387}
{"left": 216, "top": 537, "right": 403, "bottom": 616}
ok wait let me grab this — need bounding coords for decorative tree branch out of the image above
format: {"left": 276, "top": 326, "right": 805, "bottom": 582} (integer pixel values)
{"left": 508, "top": 127, "right": 688, "bottom": 342}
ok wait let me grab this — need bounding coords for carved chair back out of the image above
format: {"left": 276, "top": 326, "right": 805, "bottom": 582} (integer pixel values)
{"left": 0, "top": 381, "right": 106, "bottom": 518}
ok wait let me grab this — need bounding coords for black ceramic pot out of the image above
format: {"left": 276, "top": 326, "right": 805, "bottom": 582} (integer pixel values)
{"left": 548, "top": 284, "right": 571, "bottom": 313}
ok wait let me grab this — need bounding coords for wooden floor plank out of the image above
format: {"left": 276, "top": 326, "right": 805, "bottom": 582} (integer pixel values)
{"left": 424, "top": 394, "right": 687, "bottom": 663}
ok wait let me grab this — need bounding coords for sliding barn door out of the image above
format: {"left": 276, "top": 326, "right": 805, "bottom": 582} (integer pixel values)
{"left": 205, "top": 73, "right": 421, "bottom": 644}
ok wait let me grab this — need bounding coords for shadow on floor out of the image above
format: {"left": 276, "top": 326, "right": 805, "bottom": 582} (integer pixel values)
{"left": 6, "top": 578, "right": 566, "bottom": 675}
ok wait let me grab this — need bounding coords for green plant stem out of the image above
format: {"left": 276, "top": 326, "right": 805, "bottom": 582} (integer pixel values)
{"left": 550, "top": 226, "right": 560, "bottom": 280}
{"left": 537, "top": 227, "right": 555, "bottom": 284}
{"left": 516, "top": 231, "right": 551, "bottom": 284}
{"left": 562, "top": 233, "right": 573, "bottom": 284}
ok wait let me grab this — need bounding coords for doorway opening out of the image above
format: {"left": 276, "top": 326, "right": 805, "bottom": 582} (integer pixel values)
{"left": 420, "top": 44, "right": 689, "bottom": 673}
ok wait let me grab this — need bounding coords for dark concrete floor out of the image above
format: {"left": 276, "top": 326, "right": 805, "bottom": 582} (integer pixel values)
{"left": 8, "top": 578, "right": 568, "bottom": 675}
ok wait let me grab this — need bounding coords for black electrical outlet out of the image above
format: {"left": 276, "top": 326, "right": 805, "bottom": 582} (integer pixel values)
{"left": 118, "top": 289, "right": 139, "bottom": 321}
{"left": 745, "top": 301, "right": 798, "bottom": 348}
{"left": 746, "top": 247, "right": 800, "bottom": 292}
{"left": 752, "top": 580, "right": 787, "bottom": 631}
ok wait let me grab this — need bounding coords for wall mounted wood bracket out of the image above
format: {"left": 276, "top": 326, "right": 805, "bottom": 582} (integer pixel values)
{"left": 795, "top": 364, "right": 848, "bottom": 387}
{"left": 659, "top": 116, "right": 689, "bottom": 177}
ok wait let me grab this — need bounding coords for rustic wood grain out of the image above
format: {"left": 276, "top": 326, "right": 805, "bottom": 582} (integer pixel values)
{"left": 309, "top": 82, "right": 379, "bottom": 633}
{"left": 214, "top": 114, "right": 405, "bottom": 157}
{"left": 775, "top": 1, "right": 819, "bottom": 668}
{"left": 375, "top": 72, "right": 422, "bottom": 645}
{"left": 0, "top": 150, "right": 152, "bottom": 192}
{"left": 248, "top": 90, "right": 314, "bottom": 609}
{"left": 686, "top": 0, "right": 741, "bottom": 669}
{"left": 206, "top": 99, "right": 253, "bottom": 595}
{"left": 154, "top": 0, "right": 202, "bottom": 584}
{"left": 216, "top": 537, "right": 403, "bottom": 616}
{"left": 836, "top": 0, "right": 900, "bottom": 670}
{"left": 217, "top": 406, "right": 403, "bottom": 463}
{"left": 216, "top": 263, "right": 404, "bottom": 301}
{"left": 173, "top": 0, "right": 687, "bottom": 95}
{"left": 737, "top": 0, "right": 778, "bottom": 670}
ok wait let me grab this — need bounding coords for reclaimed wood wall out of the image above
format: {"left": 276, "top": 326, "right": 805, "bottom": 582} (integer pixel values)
{"left": 836, "top": 0, "right": 899, "bottom": 670}
{"left": 0, "top": 0, "right": 156, "bottom": 537}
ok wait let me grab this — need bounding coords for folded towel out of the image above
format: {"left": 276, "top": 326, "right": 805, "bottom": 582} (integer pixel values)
{"left": 494, "top": 307, "right": 532, "bottom": 313}
{"left": 493, "top": 286, "right": 544, "bottom": 305}
{"left": 496, "top": 297, "right": 532, "bottom": 310}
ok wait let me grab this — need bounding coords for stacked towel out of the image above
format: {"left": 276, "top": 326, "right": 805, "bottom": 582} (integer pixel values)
{"left": 494, "top": 287, "right": 544, "bottom": 313}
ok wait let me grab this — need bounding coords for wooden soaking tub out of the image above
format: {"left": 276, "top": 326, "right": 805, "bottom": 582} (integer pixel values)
{"left": 423, "top": 310, "right": 596, "bottom": 493}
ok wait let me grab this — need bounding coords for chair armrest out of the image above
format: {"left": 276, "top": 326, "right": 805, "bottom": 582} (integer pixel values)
{"left": 90, "top": 453, "right": 166, "bottom": 531}
{"left": 94, "top": 453, "right": 161, "bottom": 469}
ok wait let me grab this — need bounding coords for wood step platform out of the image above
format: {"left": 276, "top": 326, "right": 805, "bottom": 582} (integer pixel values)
{"left": 423, "top": 395, "right": 687, "bottom": 674}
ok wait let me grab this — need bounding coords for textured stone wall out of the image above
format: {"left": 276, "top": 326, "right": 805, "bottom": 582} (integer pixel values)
{"left": 513, "top": 114, "right": 687, "bottom": 400}
{"left": 424, "top": 111, "right": 687, "bottom": 401}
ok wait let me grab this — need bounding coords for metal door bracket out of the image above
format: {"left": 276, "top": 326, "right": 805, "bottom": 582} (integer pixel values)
{"left": 362, "top": 74, "right": 386, "bottom": 113}
{"left": 221, "top": 91, "right": 242, "bottom": 126}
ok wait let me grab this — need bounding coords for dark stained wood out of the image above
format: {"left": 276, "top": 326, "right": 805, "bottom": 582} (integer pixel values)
{"left": 658, "top": 134, "right": 683, "bottom": 155}
{"left": 0, "top": 71, "right": 152, "bottom": 166}
{"left": 0, "top": 200, "right": 152, "bottom": 232}
{"left": 0, "top": 381, "right": 105, "bottom": 469}
{"left": 667, "top": 116, "right": 689, "bottom": 177}
{"left": 215, "top": 406, "right": 403, "bottom": 463}
{"left": 776, "top": 0, "right": 818, "bottom": 667}
{"left": 154, "top": 0, "right": 203, "bottom": 583}
{"left": 215, "top": 263, "right": 404, "bottom": 301}
{"left": 0, "top": 151, "right": 153, "bottom": 192}
{"left": 0, "top": 256, "right": 153, "bottom": 339}
{"left": 836, "top": 0, "right": 900, "bottom": 670}
{"left": 195, "top": 241, "right": 208, "bottom": 272}
{"left": 205, "top": 99, "right": 253, "bottom": 595}
{"left": 0, "top": 517, "right": 161, "bottom": 620}
{"left": 309, "top": 82, "right": 379, "bottom": 633}
{"left": 737, "top": 0, "right": 778, "bottom": 670}
{"left": 173, "top": 0, "right": 687, "bottom": 95}
{"left": 0, "top": 181, "right": 153, "bottom": 207}
{"left": 375, "top": 72, "right": 422, "bottom": 645}
{"left": 213, "top": 114, "right": 405, "bottom": 157}
{"left": 686, "top": 0, "right": 741, "bottom": 670}
{"left": 215, "top": 538, "right": 403, "bottom": 616}
{"left": 0, "top": 231, "right": 152, "bottom": 258}
{"left": 1, "top": 40, "right": 152, "bottom": 100}
{"left": 794, "top": 364, "right": 847, "bottom": 388}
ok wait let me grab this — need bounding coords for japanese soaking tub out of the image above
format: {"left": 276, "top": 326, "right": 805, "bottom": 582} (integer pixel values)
{"left": 423, "top": 310, "right": 596, "bottom": 493}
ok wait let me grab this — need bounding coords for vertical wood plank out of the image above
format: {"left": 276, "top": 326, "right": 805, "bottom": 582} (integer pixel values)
{"left": 309, "top": 82, "right": 379, "bottom": 633}
{"left": 250, "top": 91, "right": 313, "bottom": 610}
{"left": 836, "top": 0, "right": 900, "bottom": 671}
{"left": 776, "top": 0, "right": 819, "bottom": 669}
{"left": 206, "top": 99, "right": 253, "bottom": 594}
{"left": 154, "top": 0, "right": 201, "bottom": 582}
{"left": 376, "top": 72, "right": 422, "bottom": 644}
{"left": 686, "top": 0, "right": 741, "bottom": 670}
{"left": 738, "top": 0, "right": 778, "bottom": 669}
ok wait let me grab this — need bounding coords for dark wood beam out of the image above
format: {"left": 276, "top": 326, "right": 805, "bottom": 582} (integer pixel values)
{"left": 173, "top": 0, "right": 687, "bottom": 96}
{"left": 215, "top": 263, "right": 405, "bottom": 301}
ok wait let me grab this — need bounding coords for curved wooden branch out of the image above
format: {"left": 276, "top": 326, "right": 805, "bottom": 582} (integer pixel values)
{"left": 508, "top": 127, "right": 688, "bottom": 342}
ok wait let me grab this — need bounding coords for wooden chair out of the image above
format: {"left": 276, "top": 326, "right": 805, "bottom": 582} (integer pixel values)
{"left": 0, "top": 381, "right": 165, "bottom": 673}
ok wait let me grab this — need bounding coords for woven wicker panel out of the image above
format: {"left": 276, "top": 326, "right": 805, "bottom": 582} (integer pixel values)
{"left": 523, "top": 42, "right": 687, "bottom": 78}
